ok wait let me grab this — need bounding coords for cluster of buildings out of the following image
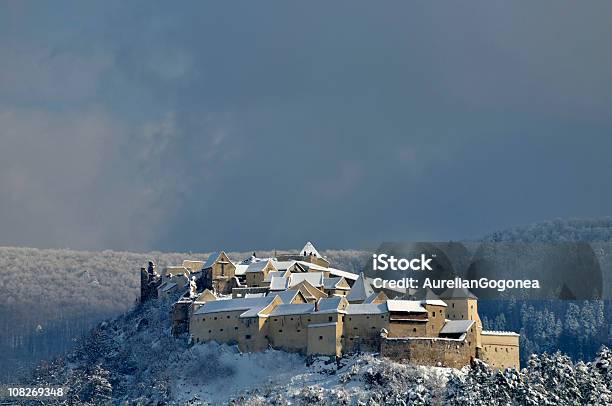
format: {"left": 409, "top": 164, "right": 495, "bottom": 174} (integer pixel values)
{"left": 140, "top": 242, "right": 520, "bottom": 369}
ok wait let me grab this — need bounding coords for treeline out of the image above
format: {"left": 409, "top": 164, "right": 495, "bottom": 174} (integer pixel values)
{"left": 481, "top": 300, "right": 611, "bottom": 366}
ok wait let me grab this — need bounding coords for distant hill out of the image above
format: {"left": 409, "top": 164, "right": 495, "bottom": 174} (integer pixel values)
{"left": 2, "top": 217, "right": 612, "bottom": 383}
{"left": 483, "top": 218, "right": 612, "bottom": 243}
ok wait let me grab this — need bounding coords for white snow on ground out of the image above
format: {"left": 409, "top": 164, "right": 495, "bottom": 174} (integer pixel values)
{"left": 167, "top": 343, "right": 457, "bottom": 405}
{"left": 169, "top": 342, "right": 309, "bottom": 404}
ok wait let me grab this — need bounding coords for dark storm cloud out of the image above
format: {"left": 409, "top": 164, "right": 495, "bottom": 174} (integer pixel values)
{"left": 1, "top": 1, "right": 612, "bottom": 252}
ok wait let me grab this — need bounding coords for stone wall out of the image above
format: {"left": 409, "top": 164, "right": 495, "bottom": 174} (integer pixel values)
{"left": 381, "top": 333, "right": 476, "bottom": 369}
{"left": 480, "top": 333, "right": 520, "bottom": 369}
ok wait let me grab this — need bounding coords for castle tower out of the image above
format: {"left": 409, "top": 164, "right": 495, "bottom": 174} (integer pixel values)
{"left": 439, "top": 287, "right": 482, "bottom": 347}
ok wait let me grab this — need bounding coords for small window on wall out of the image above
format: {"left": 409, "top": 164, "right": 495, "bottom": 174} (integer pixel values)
{"left": 278, "top": 330, "right": 282, "bottom": 333}
{"left": 319, "top": 336, "right": 323, "bottom": 340}
{"left": 413, "top": 328, "right": 416, "bottom": 332}
{"left": 234, "top": 327, "right": 238, "bottom": 330}
{"left": 328, "top": 316, "right": 333, "bottom": 322}
{"left": 452, "top": 303, "right": 455, "bottom": 308}
{"left": 432, "top": 312, "right": 436, "bottom": 317}
{"left": 245, "top": 335, "right": 251, "bottom": 339}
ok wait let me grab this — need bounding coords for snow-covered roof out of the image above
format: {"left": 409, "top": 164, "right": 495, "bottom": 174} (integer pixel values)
{"left": 301, "top": 241, "right": 321, "bottom": 258}
{"left": 323, "top": 277, "right": 346, "bottom": 290}
{"left": 289, "top": 272, "right": 324, "bottom": 288}
{"left": 234, "top": 264, "right": 249, "bottom": 276}
{"left": 346, "top": 273, "right": 374, "bottom": 302}
{"left": 327, "top": 267, "right": 359, "bottom": 281}
{"left": 246, "top": 260, "right": 273, "bottom": 273}
{"left": 270, "top": 260, "right": 296, "bottom": 271}
{"left": 202, "top": 252, "right": 221, "bottom": 269}
{"left": 269, "top": 276, "right": 290, "bottom": 291}
{"left": 294, "top": 261, "right": 328, "bottom": 272}
{"left": 267, "top": 290, "right": 301, "bottom": 304}
{"left": 316, "top": 297, "right": 344, "bottom": 313}
{"left": 422, "top": 299, "right": 448, "bottom": 307}
{"left": 194, "top": 297, "right": 275, "bottom": 315}
{"left": 269, "top": 303, "right": 315, "bottom": 316}
{"left": 346, "top": 303, "right": 388, "bottom": 315}
{"left": 263, "top": 271, "right": 286, "bottom": 283}
{"left": 481, "top": 330, "right": 520, "bottom": 336}
{"left": 386, "top": 300, "right": 427, "bottom": 313}
{"left": 245, "top": 293, "right": 266, "bottom": 298}
{"left": 440, "top": 320, "right": 475, "bottom": 335}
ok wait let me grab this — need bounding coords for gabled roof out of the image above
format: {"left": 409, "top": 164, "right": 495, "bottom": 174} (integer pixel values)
{"left": 270, "top": 260, "right": 296, "bottom": 271}
{"left": 346, "top": 273, "right": 374, "bottom": 302}
{"left": 289, "top": 272, "right": 324, "bottom": 288}
{"left": 364, "top": 291, "right": 388, "bottom": 304}
{"left": 439, "top": 287, "right": 478, "bottom": 300}
{"left": 323, "top": 277, "right": 348, "bottom": 290}
{"left": 195, "top": 289, "right": 217, "bottom": 302}
{"left": 327, "top": 268, "right": 359, "bottom": 281}
{"left": 194, "top": 297, "right": 274, "bottom": 315}
{"left": 246, "top": 259, "right": 274, "bottom": 273}
{"left": 346, "top": 303, "right": 388, "bottom": 315}
{"left": 316, "top": 296, "right": 344, "bottom": 313}
{"left": 202, "top": 252, "right": 221, "bottom": 269}
{"left": 269, "top": 276, "right": 290, "bottom": 291}
{"left": 440, "top": 320, "right": 475, "bottom": 335}
{"left": 269, "top": 303, "right": 315, "bottom": 316}
{"left": 234, "top": 264, "right": 249, "bottom": 276}
{"left": 294, "top": 261, "right": 327, "bottom": 272}
{"left": 289, "top": 280, "right": 326, "bottom": 300}
{"left": 267, "top": 289, "right": 303, "bottom": 304}
{"left": 386, "top": 300, "right": 427, "bottom": 313}
{"left": 301, "top": 241, "right": 321, "bottom": 258}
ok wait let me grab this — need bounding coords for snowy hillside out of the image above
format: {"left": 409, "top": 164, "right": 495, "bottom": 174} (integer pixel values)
{"left": 25, "top": 293, "right": 612, "bottom": 405}
{"left": 483, "top": 217, "right": 612, "bottom": 243}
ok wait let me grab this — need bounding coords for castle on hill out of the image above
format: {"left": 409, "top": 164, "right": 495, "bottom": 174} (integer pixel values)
{"left": 140, "top": 242, "right": 520, "bottom": 370}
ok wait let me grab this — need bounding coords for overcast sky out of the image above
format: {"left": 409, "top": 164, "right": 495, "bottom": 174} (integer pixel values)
{"left": 1, "top": 1, "right": 612, "bottom": 252}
